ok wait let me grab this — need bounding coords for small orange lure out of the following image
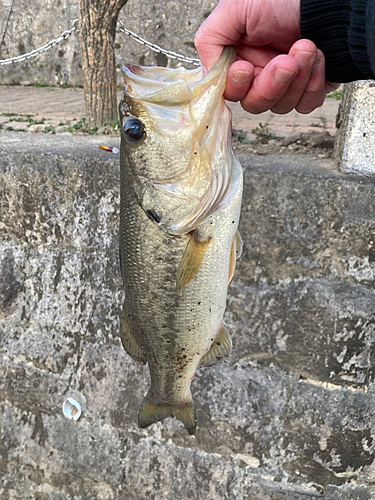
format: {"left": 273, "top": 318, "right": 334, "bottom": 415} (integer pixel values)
{"left": 98, "top": 145, "right": 119, "bottom": 154}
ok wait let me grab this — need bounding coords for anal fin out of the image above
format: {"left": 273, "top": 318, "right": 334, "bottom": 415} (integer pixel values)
{"left": 177, "top": 230, "right": 211, "bottom": 295}
{"left": 138, "top": 392, "right": 196, "bottom": 435}
{"left": 200, "top": 324, "right": 232, "bottom": 367}
{"left": 120, "top": 307, "right": 147, "bottom": 365}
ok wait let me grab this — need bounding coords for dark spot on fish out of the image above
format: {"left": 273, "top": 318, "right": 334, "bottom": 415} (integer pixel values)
{"left": 194, "top": 152, "right": 197, "bottom": 154}
{"left": 232, "top": 220, "right": 235, "bottom": 223}
{"left": 210, "top": 338, "right": 213, "bottom": 341}
{"left": 209, "top": 308, "right": 211, "bottom": 313}
{"left": 146, "top": 209, "right": 161, "bottom": 224}
{"left": 206, "top": 125, "right": 209, "bottom": 129}
{"left": 198, "top": 302, "right": 201, "bottom": 305}
{"left": 166, "top": 340, "right": 171, "bottom": 343}
{"left": 216, "top": 342, "right": 221, "bottom": 346}
{"left": 162, "top": 325, "right": 167, "bottom": 328}
{"left": 181, "top": 347, "right": 185, "bottom": 351}
{"left": 183, "top": 355, "right": 187, "bottom": 359}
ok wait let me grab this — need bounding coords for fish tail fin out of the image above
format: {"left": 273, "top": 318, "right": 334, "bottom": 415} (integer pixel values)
{"left": 172, "top": 400, "right": 196, "bottom": 435}
{"left": 138, "top": 392, "right": 196, "bottom": 435}
{"left": 138, "top": 393, "right": 171, "bottom": 429}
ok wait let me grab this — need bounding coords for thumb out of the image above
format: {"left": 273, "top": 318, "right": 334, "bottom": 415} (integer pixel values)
{"left": 194, "top": 0, "right": 243, "bottom": 70}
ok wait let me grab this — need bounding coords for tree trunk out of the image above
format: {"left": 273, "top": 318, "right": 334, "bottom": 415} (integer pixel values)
{"left": 79, "top": 0, "right": 128, "bottom": 128}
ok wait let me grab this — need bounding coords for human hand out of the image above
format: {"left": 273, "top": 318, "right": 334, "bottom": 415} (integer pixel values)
{"left": 195, "top": 0, "right": 339, "bottom": 114}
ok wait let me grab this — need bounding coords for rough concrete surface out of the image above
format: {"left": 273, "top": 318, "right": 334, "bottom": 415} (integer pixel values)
{"left": 1, "top": 132, "right": 375, "bottom": 499}
{"left": 335, "top": 81, "right": 375, "bottom": 175}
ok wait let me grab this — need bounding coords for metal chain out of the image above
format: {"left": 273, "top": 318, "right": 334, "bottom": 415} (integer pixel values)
{"left": 117, "top": 20, "right": 200, "bottom": 66}
{"left": 0, "top": 19, "right": 78, "bottom": 65}
{"left": 0, "top": 18, "right": 201, "bottom": 67}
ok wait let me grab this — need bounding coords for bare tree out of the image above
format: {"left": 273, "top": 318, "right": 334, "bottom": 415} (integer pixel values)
{"left": 79, "top": 0, "right": 128, "bottom": 128}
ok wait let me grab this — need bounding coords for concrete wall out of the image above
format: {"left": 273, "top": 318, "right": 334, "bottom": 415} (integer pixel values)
{"left": 335, "top": 81, "right": 375, "bottom": 175}
{"left": 1, "top": 132, "right": 375, "bottom": 499}
{"left": 0, "top": 0, "right": 214, "bottom": 86}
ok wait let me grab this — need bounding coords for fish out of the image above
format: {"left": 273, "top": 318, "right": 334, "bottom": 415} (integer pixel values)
{"left": 119, "top": 46, "right": 243, "bottom": 435}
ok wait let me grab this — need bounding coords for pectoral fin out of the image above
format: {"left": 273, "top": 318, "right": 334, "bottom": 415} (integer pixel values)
{"left": 120, "top": 307, "right": 147, "bottom": 365}
{"left": 200, "top": 324, "right": 232, "bottom": 367}
{"left": 227, "top": 231, "right": 243, "bottom": 284}
{"left": 177, "top": 231, "right": 211, "bottom": 295}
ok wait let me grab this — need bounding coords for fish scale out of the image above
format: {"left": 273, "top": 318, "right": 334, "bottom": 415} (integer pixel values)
{"left": 119, "top": 46, "right": 243, "bottom": 434}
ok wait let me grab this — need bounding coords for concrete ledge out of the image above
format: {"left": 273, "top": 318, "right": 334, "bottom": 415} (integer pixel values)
{"left": 1, "top": 133, "right": 375, "bottom": 499}
{"left": 335, "top": 81, "right": 375, "bottom": 175}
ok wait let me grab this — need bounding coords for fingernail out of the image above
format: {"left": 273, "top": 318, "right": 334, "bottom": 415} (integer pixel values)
{"left": 232, "top": 70, "right": 252, "bottom": 84}
{"left": 294, "top": 50, "right": 314, "bottom": 67}
{"left": 273, "top": 67, "right": 296, "bottom": 83}
{"left": 313, "top": 54, "right": 322, "bottom": 71}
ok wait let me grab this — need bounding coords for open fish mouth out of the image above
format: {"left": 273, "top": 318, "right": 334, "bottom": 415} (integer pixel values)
{"left": 119, "top": 47, "right": 236, "bottom": 234}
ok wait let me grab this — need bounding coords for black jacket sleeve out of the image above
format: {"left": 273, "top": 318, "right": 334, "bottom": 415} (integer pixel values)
{"left": 300, "top": 0, "right": 375, "bottom": 82}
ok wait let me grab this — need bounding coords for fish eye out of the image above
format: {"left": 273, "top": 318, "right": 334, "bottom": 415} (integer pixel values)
{"left": 122, "top": 117, "right": 145, "bottom": 143}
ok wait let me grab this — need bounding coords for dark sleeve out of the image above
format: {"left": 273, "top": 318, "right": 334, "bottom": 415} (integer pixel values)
{"left": 368, "top": 0, "right": 375, "bottom": 76}
{"left": 300, "top": 0, "right": 375, "bottom": 82}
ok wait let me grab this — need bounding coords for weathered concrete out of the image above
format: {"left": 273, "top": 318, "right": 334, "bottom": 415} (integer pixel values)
{"left": 335, "top": 81, "right": 375, "bottom": 175}
{"left": 1, "top": 132, "right": 375, "bottom": 499}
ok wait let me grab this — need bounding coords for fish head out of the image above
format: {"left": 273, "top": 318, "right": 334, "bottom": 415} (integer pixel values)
{"left": 120, "top": 46, "right": 235, "bottom": 233}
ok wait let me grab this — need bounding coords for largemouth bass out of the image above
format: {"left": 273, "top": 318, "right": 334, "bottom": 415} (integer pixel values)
{"left": 119, "top": 46, "right": 243, "bottom": 435}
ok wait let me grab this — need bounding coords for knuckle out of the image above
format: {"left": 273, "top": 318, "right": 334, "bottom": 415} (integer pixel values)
{"left": 296, "top": 94, "right": 325, "bottom": 114}
{"left": 305, "top": 81, "right": 324, "bottom": 95}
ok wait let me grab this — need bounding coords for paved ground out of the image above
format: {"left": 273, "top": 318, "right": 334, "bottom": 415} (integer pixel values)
{"left": 0, "top": 85, "right": 340, "bottom": 138}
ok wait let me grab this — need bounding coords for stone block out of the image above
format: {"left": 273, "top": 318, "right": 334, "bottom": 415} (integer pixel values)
{"left": 335, "top": 81, "right": 375, "bottom": 175}
{"left": 1, "top": 133, "right": 375, "bottom": 499}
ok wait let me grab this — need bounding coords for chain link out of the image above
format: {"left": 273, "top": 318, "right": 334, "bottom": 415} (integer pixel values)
{"left": 0, "top": 19, "right": 79, "bottom": 65}
{"left": 0, "top": 18, "right": 201, "bottom": 67}
{"left": 117, "top": 20, "right": 200, "bottom": 66}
